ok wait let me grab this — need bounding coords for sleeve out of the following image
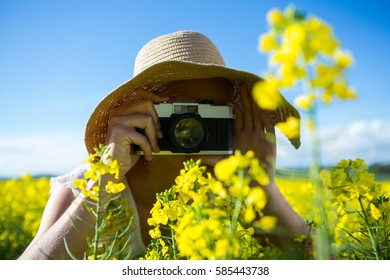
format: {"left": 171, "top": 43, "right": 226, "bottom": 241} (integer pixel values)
{"left": 49, "top": 164, "right": 89, "bottom": 196}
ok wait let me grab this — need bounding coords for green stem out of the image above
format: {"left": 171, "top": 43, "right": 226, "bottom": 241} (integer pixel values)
{"left": 224, "top": 169, "right": 244, "bottom": 259}
{"left": 357, "top": 197, "right": 382, "bottom": 260}
{"left": 308, "top": 107, "right": 331, "bottom": 259}
{"left": 171, "top": 226, "right": 178, "bottom": 260}
{"left": 93, "top": 174, "right": 102, "bottom": 260}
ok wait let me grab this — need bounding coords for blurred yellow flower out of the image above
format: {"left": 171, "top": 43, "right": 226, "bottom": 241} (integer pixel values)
{"left": 259, "top": 33, "right": 279, "bottom": 51}
{"left": 370, "top": 204, "right": 382, "bottom": 221}
{"left": 255, "top": 216, "right": 278, "bottom": 231}
{"left": 252, "top": 78, "right": 282, "bottom": 110}
{"left": 266, "top": 8, "right": 284, "bottom": 26}
{"left": 284, "top": 23, "right": 306, "bottom": 48}
{"left": 245, "top": 187, "right": 267, "bottom": 210}
{"left": 276, "top": 116, "right": 300, "bottom": 139}
{"left": 214, "top": 158, "right": 237, "bottom": 183}
{"left": 243, "top": 207, "right": 256, "bottom": 223}
{"left": 294, "top": 93, "right": 316, "bottom": 110}
{"left": 333, "top": 82, "right": 356, "bottom": 99}
{"left": 334, "top": 49, "right": 353, "bottom": 68}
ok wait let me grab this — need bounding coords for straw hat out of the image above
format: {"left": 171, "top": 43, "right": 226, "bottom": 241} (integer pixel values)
{"left": 85, "top": 30, "right": 301, "bottom": 154}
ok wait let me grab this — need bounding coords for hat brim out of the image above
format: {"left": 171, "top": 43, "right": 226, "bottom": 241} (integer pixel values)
{"left": 84, "top": 60, "right": 301, "bottom": 154}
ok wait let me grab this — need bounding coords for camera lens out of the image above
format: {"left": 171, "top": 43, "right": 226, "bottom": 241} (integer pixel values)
{"left": 169, "top": 114, "right": 207, "bottom": 153}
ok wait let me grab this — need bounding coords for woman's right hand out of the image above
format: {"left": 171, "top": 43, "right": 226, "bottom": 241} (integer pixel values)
{"left": 104, "top": 89, "right": 169, "bottom": 181}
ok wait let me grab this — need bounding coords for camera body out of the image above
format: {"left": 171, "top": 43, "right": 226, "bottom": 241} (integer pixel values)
{"left": 135, "top": 101, "right": 234, "bottom": 155}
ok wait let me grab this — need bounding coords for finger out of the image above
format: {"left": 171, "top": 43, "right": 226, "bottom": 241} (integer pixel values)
{"left": 110, "top": 113, "right": 160, "bottom": 153}
{"left": 240, "top": 83, "right": 254, "bottom": 129}
{"left": 261, "top": 112, "right": 276, "bottom": 144}
{"left": 106, "top": 126, "right": 153, "bottom": 161}
{"left": 229, "top": 102, "right": 243, "bottom": 131}
{"left": 250, "top": 91, "right": 264, "bottom": 134}
{"left": 111, "top": 99, "right": 164, "bottom": 138}
{"left": 125, "top": 129, "right": 153, "bottom": 161}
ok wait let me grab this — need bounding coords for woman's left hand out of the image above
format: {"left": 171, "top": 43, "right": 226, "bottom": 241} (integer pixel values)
{"left": 231, "top": 83, "right": 277, "bottom": 182}
{"left": 199, "top": 83, "right": 277, "bottom": 184}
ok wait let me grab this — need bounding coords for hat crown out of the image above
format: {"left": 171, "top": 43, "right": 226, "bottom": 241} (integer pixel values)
{"left": 134, "top": 31, "right": 226, "bottom": 76}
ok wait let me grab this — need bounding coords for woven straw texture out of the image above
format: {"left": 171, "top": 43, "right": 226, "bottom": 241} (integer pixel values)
{"left": 84, "top": 31, "right": 301, "bottom": 153}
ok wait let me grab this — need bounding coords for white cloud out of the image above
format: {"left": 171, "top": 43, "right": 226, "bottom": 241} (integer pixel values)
{"left": 323, "top": 120, "right": 390, "bottom": 165}
{"left": 0, "top": 132, "right": 87, "bottom": 178}
{"left": 276, "top": 120, "right": 390, "bottom": 167}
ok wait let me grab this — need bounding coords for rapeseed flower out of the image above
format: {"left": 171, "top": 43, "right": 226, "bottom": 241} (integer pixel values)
{"left": 252, "top": 78, "right": 282, "bottom": 110}
{"left": 266, "top": 8, "right": 284, "bottom": 26}
{"left": 143, "top": 151, "right": 277, "bottom": 260}
{"left": 276, "top": 116, "right": 300, "bottom": 139}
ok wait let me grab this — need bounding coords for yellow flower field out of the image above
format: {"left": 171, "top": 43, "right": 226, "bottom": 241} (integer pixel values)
{"left": 1, "top": 167, "right": 389, "bottom": 259}
{"left": 0, "top": 175, "right": 50, "bottom": 259}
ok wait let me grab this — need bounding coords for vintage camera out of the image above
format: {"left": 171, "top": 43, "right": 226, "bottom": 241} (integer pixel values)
{"left": 135, "top": 98, "right": 234, "bottom": 155}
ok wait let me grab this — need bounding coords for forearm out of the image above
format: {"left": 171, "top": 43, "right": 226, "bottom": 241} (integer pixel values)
{"left": 18, "top": 195, "right": 93, "bottom": 259}
{"left": 262, "top": 180, "right": 307, "bottom": 238}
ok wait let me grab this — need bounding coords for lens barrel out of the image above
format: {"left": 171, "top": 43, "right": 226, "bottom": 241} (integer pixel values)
{"left": 168, "top": 113, "right": 208, "bottom": 153}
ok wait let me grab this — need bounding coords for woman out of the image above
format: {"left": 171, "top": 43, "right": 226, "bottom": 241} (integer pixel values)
{"left": 19, "top": 30, "right": 306, "bottom": 259}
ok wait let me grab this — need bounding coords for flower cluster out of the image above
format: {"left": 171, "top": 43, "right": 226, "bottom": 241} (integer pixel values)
{"left": 321, "top": 159, "right": 390, "bottom": 259}
{"left": 255, "top": 5, "right": 356, "bottom": 138}
{"left": 143, "top": 151, "right": 278, "bottom": 260}
{"left": 74, "top": 145, "right": 125, "bottom": 201}
{"left": 70, "top": 144, "right": 134, "bottom": 260}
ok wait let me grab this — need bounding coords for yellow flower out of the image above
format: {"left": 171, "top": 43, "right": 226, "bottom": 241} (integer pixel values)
{"left": 245, "top": 187, "right": 267, "bottom": 210}
{"left": 259, "top": 33, "right": 279, "bottom": 51}
{"left": 294, "top": 234, "right": 307, "bottom": 243}
{"left": 74, "top": 179, "right": 87, "bottom": 192}
{"left": 255, "top": 216, "right": 278, "bottom": 231}
{"left": 149, "top": 227, "right": 161, "bottom": 239}
{"left": 266, "top": 8, "right": 284, "bottom": 26}
{"left": 370, "top": 204, "right": 382, "bottom": 220}
{"left": 279, "top": 65, "right": 305, "bottom": 87}
{"left": 276, "top": 116, "right": 300, "bottom": 139}
{"left": 215, "top": 238, "right": 229, "bottom": 259}
{"left": 87, "top": 186, "right": 100, "bottom": 201}
{"left": 249, "top": 162, "right": 270, "bottom": 187}
{"left": 108, "top": 160, "right": 120, "bottom": 179}
{"left": 243, "top": 207, "right": 256, "bottom": 223}
{"left": 84, "top": 170, "right": 98, "bottom": 182}
{"left": 93, "top": 161, "right": 110, "bottom": 174}
{"left": 214, "top": 157, "right": 238, "bottom": 182}
{"left": 313, "top": 64, "right": 340, "bottom": 88}
{"left": 294, "top": 93, "right": 316, "bottom": 110}
{"left": 334, "top": 49, "right": 353, "bottom": 68}
{"left": 105, "top": 181, "right": 126, "bottom": 194}
{"left": 252, "top": 78, "right": 282, "bottom": 110}
{"left": 284, "top": 23, "right": 306, "bottom": 48}
{"left": 333, "top": 82, "right": 356, "bottom": 99}
{"left": 83, "top": 153, "right": 98, "bottom": 164}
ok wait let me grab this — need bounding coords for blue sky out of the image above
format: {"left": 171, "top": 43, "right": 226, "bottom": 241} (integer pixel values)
{"left": 1, "top": 0, "right": 389, "bottom": 177}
